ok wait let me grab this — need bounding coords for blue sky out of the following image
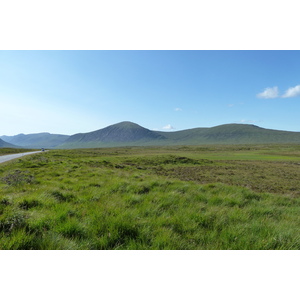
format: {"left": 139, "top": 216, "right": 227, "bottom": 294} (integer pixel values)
{"left": 1, "top": 50, "right": 300, "bottom": 136}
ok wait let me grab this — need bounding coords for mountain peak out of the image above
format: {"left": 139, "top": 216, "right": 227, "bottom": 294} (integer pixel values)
{"left": 63, "top": 121, "right": 166, "bottom": 146}
{"left": 111, "top": 121, "right": 145, "bottom": 129}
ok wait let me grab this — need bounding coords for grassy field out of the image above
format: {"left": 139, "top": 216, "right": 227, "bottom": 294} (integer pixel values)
{"left": 1, "top": 145, "right": 300, "bottom": 249}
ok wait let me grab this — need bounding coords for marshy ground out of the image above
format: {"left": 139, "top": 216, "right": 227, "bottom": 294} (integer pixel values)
{"left": 1, "top": 145, "right": 300, "bottom": 249}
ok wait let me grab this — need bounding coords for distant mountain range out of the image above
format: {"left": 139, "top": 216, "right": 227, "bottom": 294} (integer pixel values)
{"left": 0, "top": 133, "right": 69, "bottom": 149}
{"left": 0, "top": 138, "right": 16, "bottom": 148}
{"left": 2, "top": 121, "right": 300, "bottom": 149}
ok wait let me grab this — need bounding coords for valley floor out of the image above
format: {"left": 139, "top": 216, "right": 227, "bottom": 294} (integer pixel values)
{"left": 1, "top": 145, "right": 300, "bottom": 249}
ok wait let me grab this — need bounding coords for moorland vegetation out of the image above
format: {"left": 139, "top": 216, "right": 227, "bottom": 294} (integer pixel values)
{"left": 1, "top": 145, "right": 300, "bottom": 249}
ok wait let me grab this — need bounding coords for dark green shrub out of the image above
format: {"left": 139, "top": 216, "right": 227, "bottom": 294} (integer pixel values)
{"left": 19, "top": 199, "right": 40, "bottom": 210}
{"left": 0, "top": 198, "right": 11, "bottom": 206}
{"left": 0, "top": 211, "right": 26, "bottom": 234}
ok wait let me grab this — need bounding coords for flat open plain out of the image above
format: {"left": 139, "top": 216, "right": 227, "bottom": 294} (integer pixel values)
{"left": 1, "top": 145, "right": 300, "bottom": 249}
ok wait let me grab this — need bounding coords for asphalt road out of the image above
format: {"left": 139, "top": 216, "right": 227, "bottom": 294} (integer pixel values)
{"left": 0, "top": 151, "right": 43, "bottom": 164}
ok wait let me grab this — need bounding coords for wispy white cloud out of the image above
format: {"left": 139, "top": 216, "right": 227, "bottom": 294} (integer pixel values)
{"left": 257, "top": 87, "right": 279, "bottom": 99}
{"left": 282, "top": 85, "right": 300, "bottom": 98}
{"left": 162, "top": 124, "right": 175, "bottom": 130}
{"left": 257, "top": 84, "right": 300, "bottom": 99}
{"left": 174, "top": 108, "right": 182, "bottom": 111}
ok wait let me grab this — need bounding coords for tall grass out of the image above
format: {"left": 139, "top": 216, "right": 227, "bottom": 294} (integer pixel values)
{"left": 1, "top": 146, "right": 300, "bottom": 249}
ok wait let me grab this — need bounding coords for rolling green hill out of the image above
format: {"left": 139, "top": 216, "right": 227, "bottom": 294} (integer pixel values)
{"left": 1, "top": 133, "right": 70, "bottom": 149}
{"left": 58, "top": 122, "right": 300, "bottom": 149}
{"left": 156, "top": 124, "right": 300, "bottom": 145}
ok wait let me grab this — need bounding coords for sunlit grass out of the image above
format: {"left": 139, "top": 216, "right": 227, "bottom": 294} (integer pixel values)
{"left": 1, "top": 145, "right": 300, "bottom": 249}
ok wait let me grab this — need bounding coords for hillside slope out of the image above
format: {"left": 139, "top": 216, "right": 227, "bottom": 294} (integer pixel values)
{"left": 156, "top": 124, "right": 300, "bottom": 145}
{"left": 0, "top": 138, "right": 17, "bottom": 148}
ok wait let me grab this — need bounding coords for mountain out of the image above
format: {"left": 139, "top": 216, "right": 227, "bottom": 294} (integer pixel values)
{"left": 59, "top": 121, "right": 166, "bottom": 148}
{"left": 3, "top": 122, "right": 300, "bottom": 149}
{"left": 58, "top": 122, "right": 300, "bottom": 149}
{"left": 0, "top": 138, "right": 17, "bottom": 148}
{"left": 1, "top": 133, "right": 70, "bottom": 149}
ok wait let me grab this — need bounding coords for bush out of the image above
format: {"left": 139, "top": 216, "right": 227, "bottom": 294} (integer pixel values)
{"left": 19, "top": 199, "right": 40, "bottom": 210}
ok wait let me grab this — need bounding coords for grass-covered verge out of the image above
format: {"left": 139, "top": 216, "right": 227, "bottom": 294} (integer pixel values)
{"left": 0, "top": 148, "right": 37, "bottom": 156}
{"left": 1, "top": 145, "right": 300, "bottom": 249}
